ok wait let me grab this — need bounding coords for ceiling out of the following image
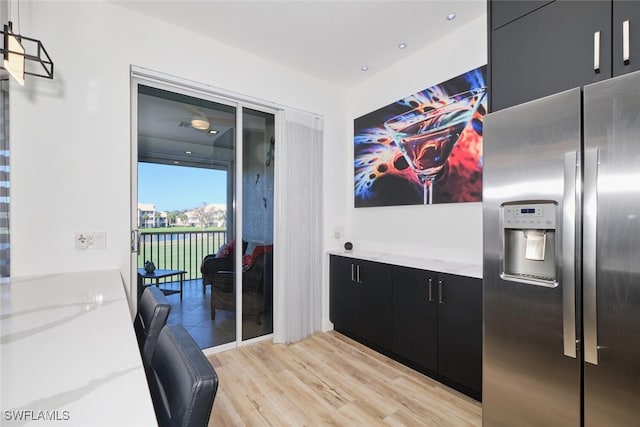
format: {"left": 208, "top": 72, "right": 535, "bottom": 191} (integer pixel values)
{"left": 113, "top": 0, "right": 486, "bottom": 87}
{"left": 130, "top": 1, "right": 486, "bottom": 169}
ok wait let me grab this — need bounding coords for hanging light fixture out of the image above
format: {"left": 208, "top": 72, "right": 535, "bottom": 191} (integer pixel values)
{"left": 190, "top": 115, "right": 210, "bottom": 130}
{"left": 1, "top": 21, "right": 54, "bottom": 85}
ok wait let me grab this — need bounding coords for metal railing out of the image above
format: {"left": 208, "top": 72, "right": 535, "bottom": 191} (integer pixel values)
{"left": 138, "top": 230, "right": 227, "bottom": 282}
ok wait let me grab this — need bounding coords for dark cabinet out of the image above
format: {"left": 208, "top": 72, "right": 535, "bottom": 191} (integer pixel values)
{"left": 490, "top": 0, "right": 553, "bottom": 29}
{"left": 436, "top": 273, "right": 483, "bottom": 395}
{"left": 392, "top": 266, "right": 438, "bottom": 372}
{"left": 330, "top": 255, "right": 482, "bottom": 399}
{"left": 489, "top": 0, "right": 640, "bottom": 111}
{"left": 329, "top": 255, "right": 392, "bottom": 349}
{"left": 392, "top": 266, "right": 482, "bottom": 396}
{"left": 613, "top": 1, "right": 640, "bottom": 76}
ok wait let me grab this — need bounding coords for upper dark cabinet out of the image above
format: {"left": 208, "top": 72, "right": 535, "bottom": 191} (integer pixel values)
{"left": 489, "top": 0, "right": 640, "bottom": 112}
{"left": 490, "top": 0, "right": 553, "bottom": 29}
{"left": 612, "top": 1, "right": 640, "bottom": 76}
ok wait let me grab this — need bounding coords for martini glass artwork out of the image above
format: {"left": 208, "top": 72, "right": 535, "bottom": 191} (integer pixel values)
{"left": 384, "top": 88, "right": 486, "bottom": 204}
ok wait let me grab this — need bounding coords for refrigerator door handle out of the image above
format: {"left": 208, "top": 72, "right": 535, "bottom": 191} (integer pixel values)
{"left": 562, "top": 151, "right": 578, "bottom": 358}
{"left": 584, "top": 147, "right": 599, "bottom": 365}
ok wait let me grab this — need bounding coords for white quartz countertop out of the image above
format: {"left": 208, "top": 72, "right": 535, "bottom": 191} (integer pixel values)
{"left": 328, "top": 250, "right": 482, "bottom": 279}
{"left": 0, "top": 270, "right": 157, "bottom": 426}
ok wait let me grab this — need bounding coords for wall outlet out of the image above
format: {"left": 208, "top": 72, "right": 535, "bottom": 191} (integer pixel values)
{"left": 333, "top": 226, "right": 344, "bottom": 240}
{"left": 75, "top": 232, "right": 107, "bottom": 250}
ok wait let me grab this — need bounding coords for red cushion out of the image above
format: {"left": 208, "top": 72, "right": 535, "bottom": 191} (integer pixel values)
{"left": 216, "top": 239, "right": 239, "bottom": 258}
{"left": 243, "top": 245, "right": 273, "bottom": 268}
{"left": 216, "top": 243, "right": 230, "bottom": 258}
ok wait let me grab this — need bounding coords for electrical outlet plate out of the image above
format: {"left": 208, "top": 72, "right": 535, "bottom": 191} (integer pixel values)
{"left": 75, "top": 232, "right": 107, "bottom": 250}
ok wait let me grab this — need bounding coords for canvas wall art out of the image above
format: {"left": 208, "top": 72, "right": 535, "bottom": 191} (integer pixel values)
{"left": 354, "top": 66, "right": 487, "bottom": 207}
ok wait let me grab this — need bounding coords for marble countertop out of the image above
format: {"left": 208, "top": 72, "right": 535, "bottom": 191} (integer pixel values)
{"left": 1, "top": 270, "right": 157, "bottom": 426}
{"left": 328, "top": 250, "right": 482, "bottom": 279}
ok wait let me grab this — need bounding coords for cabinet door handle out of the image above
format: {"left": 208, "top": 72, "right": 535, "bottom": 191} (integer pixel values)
{"left": 428, "top": 278, "right": 433, "bottom": 302}
{"left": 356, "top": 265, "right": 362, "bottom": 283}
{"left": 594, "top": 31, "right": 601, "bottom": 73}
{"left": 623, "top": 20, "right": 630, "bottom": 65}
{"left": 351, "top": 264, "right": 355, "bottom": 282}
{"left": 438, "top": 280, "right": 444, "bottom": 304}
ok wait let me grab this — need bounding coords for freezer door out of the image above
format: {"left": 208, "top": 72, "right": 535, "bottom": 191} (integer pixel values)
{"left": 583, "top": 70, "right": 640, "bottom": 426}
{"left": 483, "top": 88, "right": 581, "bottom": 426}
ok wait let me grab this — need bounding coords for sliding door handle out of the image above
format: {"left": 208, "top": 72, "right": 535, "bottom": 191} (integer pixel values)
{"left": 351, "top": 264, "right": 355, "bottom": 282}
{"left": 623, "top": 20, "right": 630, "bottom": 65}
{"left": 438, "top": 280, "right": 444, "bottom": 304}
{"left": 594, "top": 31, "right": 601, "bottom": 73}
{"left": 562, "top": 152, "right": 578, "bottom": 358}
{"left": 131, "top": 229, "right": 140, "bottom": 253}
{"left": 584, "top": 148, "right": 599, "bottom": 365}
{"left": 356, "top": 265, "right": 362, "bottom": 283}
{"left": 428, "top": 278, "right": 433, "bottom": 302}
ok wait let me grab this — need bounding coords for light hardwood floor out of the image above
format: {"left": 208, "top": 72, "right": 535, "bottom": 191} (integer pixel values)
{"left": 207, "top": 331, "right": 481, "bottom": 426}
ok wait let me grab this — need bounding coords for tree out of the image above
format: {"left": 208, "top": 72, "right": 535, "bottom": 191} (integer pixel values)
{"left": 193, "top": 202, "right": 215, "bottom": 228}
{"left": 154, "top": 211, "right": 163, "bottom": 227}
{"left": 167, "top": 211, "right": 177, "bottom": 227}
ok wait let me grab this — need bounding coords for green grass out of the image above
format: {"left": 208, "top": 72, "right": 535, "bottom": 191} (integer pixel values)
{"left": 137, "top": 229, "right": 227, "bottom": 281}
{"left": 141, "top": 226, "right": 225, "bottom": 233}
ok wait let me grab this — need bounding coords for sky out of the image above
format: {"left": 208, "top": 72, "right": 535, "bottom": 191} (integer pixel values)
{"left": 138, "top": 163, "right": 227, "bottom": 212}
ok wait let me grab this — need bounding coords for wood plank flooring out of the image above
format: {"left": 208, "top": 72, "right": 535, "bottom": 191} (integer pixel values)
{"left": 207, "top": 331, "right": 481, "bottom": 426}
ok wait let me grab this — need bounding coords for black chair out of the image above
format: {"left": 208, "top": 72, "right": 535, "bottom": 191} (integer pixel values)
{"left": 134, "top": 286, "right": 171, "bottom": 367}
{"left": 147, "top": 324, "right": 219, "bottom": 427}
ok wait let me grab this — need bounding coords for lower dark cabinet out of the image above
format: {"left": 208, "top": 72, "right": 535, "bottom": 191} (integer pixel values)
{"left": 330, "top": 254, "right": 482, "bottom": 400}
{"left": 392, "top": 266, "right": 438, "bottom": 372}
{"left": 330, "top": 255, "right": 392, "bottom": 350}
{"left": 436, "top": 273, "right": 482, "bottom": 395}
{"left": 392, "top": 266, "right": 482, "bottom": 397}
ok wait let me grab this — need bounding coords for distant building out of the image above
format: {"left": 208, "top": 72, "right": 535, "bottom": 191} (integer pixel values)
{"left": 184, "top": 203, "right": 227, "bottom": 228}
{"left": 138, "top": 203, "right": 156, "bottom": 228}
{"left": 139, "top": 202, "right": 226, "bottom": 228}
{"left": 138, "top": 203, "right": 169, "bottom": 228}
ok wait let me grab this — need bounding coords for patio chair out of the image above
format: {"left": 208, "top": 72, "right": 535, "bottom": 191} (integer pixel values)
{"left": 200, "top": 239, "right": 248, "bottom": 294}
{"left": 210, "top": 249, "right": 272, "bottom": 325}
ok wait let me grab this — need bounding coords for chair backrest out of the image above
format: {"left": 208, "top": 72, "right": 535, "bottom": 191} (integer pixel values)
{"left": 134, "top": 286, "right": 171, "bottom": 366}
{"left": 148, "top": 324, "right": 219, "bottom": 427}
{"left": 243, "top": 251, "right": 273, "bottom": 293}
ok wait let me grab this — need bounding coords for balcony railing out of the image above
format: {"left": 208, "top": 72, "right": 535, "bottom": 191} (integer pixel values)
{"left": 138, "top": 230, "right": 227, "bottom": 283}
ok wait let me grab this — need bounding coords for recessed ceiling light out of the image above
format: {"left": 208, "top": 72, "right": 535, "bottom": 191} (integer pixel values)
{"left": 398, "top": 43, "right": 407, "bottom": 49}
{"left": 361, "top": 65, "right": 369, "bottom": 71}
{"left": 447, "top": 12, "right": 456, "bottom": 21}
{"left": 185, "top": 151, "right": 192, "bottom": 155}
{"left": 173, "top": 161, "right": 180, "bottom": 164}
{"left": 207, "top": 129, "right": 218, "bottom": 134}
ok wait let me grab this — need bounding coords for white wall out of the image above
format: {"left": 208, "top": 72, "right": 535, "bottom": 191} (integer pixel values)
{"left": 9, "top": 0, "right": 485, "bottom": 330}
{"left": 9, "top": 0, "right": 347, "bottom": 323}
{"left": 336, "top": 16, "right": 488, "bottom": 265}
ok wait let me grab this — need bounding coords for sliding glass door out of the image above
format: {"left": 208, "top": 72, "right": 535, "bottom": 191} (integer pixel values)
{"left": 241, "top": 108, "right": 275, "bottom": 340}
{"left": 131, "top": 70, "right": 275, "bottom": 350}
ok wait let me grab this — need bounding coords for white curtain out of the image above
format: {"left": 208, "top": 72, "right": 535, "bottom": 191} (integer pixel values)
{"left": 273, "top": 109, "right": 323, "bottom": 344}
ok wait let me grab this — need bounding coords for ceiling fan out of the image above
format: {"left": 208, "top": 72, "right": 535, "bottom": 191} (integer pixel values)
{"left": 164, "top": 104, "right": 235, "bottom": 134}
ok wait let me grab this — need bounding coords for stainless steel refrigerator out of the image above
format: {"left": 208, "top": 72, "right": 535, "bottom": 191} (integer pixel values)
{"left": 483, "top": 69, "right": 640, "bottom": 426}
